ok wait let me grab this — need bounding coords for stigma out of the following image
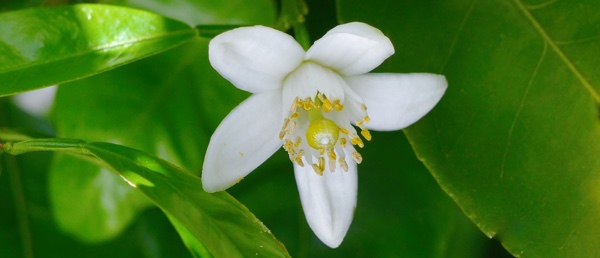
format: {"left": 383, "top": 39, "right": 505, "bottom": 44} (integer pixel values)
{"left": 280, "top": 92, "right": 371, "bottom": 175}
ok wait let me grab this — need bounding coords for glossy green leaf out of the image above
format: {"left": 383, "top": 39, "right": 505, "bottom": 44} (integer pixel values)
{"left": 0, "top": 136, "right": 290, "bottom": 257}
{"left": 0, "top": 4, "right": 196, "bottom": 97}
{"left": 339, "top": 0, "right": 600, "bottom": 257}
{"left": 83, "top": 141, "right": 290, "bottom": 258}
{"left": 100, "top": 0, "right": 276, "bottom": 27}
{"left": 49, "top": 154, "right": 153, "bottom": 242}
{"left": 49, "top": 39, "right": 212, "bottom": 242}
{"left": 0, "top": 100, "right": 191, "bottom": 258}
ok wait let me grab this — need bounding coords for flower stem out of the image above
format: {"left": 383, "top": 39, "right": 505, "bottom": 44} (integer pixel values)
{"left": 293, "top": 22, "right": 311, "bottom": 50}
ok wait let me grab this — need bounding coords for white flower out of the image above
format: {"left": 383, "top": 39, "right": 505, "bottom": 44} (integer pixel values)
{"left": 202, "top": 22, "right": 447, "bottom": 248}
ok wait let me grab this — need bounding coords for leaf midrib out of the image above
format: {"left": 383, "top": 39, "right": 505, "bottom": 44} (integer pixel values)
{"left": 514, "top": 0, "right": 600, "bottom": 103}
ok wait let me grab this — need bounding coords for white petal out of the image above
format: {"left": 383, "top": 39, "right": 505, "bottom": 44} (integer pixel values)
{"left": 209, "top": 26, "right": 305, "bottom": 93}
{"left": 305, "top": 22, "right": 394, "bottom": 76}
{"left": 294, "top": 155, "right": 357, "bottom": 248}
{"left": 281, "top": 62, "right": 347, "bottom": 117}
{"left": 202, "top": 91, "right": 283, "bottom": 192}
{"left": 346, "top": 73, "right": 447, "bottom": 131}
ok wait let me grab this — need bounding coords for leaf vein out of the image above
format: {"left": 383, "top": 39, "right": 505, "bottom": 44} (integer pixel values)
{"left": 500, "top": 42, "right": 547, "bottom": 179}
{"left": 514, "top": 0, "right": 600, "bottom": 103}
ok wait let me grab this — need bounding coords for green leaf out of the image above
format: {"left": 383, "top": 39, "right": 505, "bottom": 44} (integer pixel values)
{"left": 339, "top": 0, "right": 600, "bottom": 257}
{"left": 49, "top": 154, "right": 153, "bottom": 242}
{"left": 48, "top": 39, "right": 214, "bottom": 242}
{"left": 84, "top": 141, "right": 290, "bottom": 258}
{"left": 0, "top": 136, "right": 290, "bottom": 257}
{"left": 101, "top": 0, "right": 277, "bottom": 27}
{"left": 0, "top": 4, "right": 196, "bottom": 97}
{"left": 0, "top": 101, "right": 191, "bottom": 258}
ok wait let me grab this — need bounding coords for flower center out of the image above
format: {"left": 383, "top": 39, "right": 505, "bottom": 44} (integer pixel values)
{"left": 306, "top": 118, "right": 339, "bottom": 150}
{"left": 279, "top": 92, "right": 371, "bottom": 175}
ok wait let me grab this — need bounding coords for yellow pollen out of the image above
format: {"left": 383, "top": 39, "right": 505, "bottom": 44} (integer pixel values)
{"left": 361, "top": 128, "right": 372, "bottom": 141}
{"left": 279, "top": 118, "right": 290, "bottom": 139}
{"left": 350, "top": 136, "right": 364, "bottom": 148}
{"left": 281, "top": 92, "right": 370, "bottom": 176}
{"left": 333, "top": 100, "right": 344, "bottom": 111}
{"left": 339, "top": 157, "right": 349, "bottom": 172}
{"left": 328, "top": 150, "right": 337, "bottom": 172}
{"left": 294, "top": 137, "right": 302, "bottom": 147}
{"left": 352, "top": 151, "right": 363, "bottom": 164}
{"left": 340, "top": 137, "right": 347, "bottom": 147}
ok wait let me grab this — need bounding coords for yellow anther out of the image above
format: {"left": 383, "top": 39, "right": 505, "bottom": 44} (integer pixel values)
{"left": 361, "top": 128, "right": 372, "bottom": 141}
{"left": 333, "top": 100, "right": 344, "bottom": 111}
{"left": 322, "top": 102, "right": 333, "bottom": 112}
{"left": 351, "top": 136, "right": 364, "bottom": 148}
{"left": 295, "top": 150, "right": 305, "bottom": 167}
{"left": 290, "top": 97, "right": 299, "bottom": 112}
{"left": 291, "top": 111, "right": 299, "bottom": 119}
{"left": 318, "top": 156, "right": 325, "bottom": 172}
{"left": 364, "top": 116, "right": 370, "bottom": 123}
{"left": 340, "top": 137, "right": 347, "bottom": 147}
{"left": 339, "top": 128, "right": 349, "bottom": 134}
{"left": 312, "top": 164, "right": 324, "bottom": 176}
{"left": 328, "top": 150, "right": 337, "bottom": 172}
{"left": 328, "top": 150, "right": 337, "bottom": 161}
{"left": 339, "top": 157, "right": 348, "bottom": 172}
{"left": 284, "top": 139, "right": 294, "bottom": 152}
{"left": 294, "top": 137, "right": 302, "bottom": 147}
{"left": 352, "top": 151, "right": 363, "bottom": 164}
{"left": 361, "top": 104, "right": 367, "bottom": 111}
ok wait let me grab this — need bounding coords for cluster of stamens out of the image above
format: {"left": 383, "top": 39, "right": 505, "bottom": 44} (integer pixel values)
{"left": 279, "top": 92, "right": 372, "bottom": 175}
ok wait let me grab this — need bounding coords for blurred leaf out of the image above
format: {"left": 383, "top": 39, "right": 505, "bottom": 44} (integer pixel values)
{"left": 339, "top": 0, "right": 600, "bottom": 257}
{"left": 100, "top": 0, "right": 276, "bottom": 27}
{"left": 49, "top": 154, "right": 153, "bottom": 242}
{"left": 1, "top": 137, "right": 291, "bottom": 257}
{"left": 0, "top": 4, "right": 196, "bottom": 97}
{"left": 83, "top": 141, "right": 290, "bottom": 257}
{"left": 49, "top": 39, "right": 213, "bottom": 242}
{"left": 0, "top": 100, "right": 190, "bottom": 258}
{"left": 277, "top": 0, "right": 308, "bottom": 30}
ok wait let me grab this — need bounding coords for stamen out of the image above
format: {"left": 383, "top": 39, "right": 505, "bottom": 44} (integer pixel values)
{"left": 350, "top": 135, "right": 364, "bottom": 148}
{"left": 340, "top": 137, "right": 347, "bottom": 147}
{"left": 333, "top": 99, "right": 343, "bottom": 111}
{"left": 361, "top": 128, "right": 372, "bottom": 141}
{"left": 339, "top": 157, "right": 348, "bottom": 172}
{"left": 290, "top": 111, "right": 299, "bottom": 118}
{"left": 328, "top": 150, "right": 337, "bottom": 172}
{"left": 294, "top": 137, "right": 302, "bottom": 147}
{"left": 352, "top": 151, "right": 363, "bottom": 164}
{"left": 295, "top": 149, "right": 305, "bottom": 167}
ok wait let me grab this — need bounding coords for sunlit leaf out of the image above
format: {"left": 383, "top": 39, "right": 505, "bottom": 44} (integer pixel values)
{"left": 84, "top": 141, "right": 290, "bottom": 257}
{"left": 0, "top": 4, "right": 196, "bottom": 97}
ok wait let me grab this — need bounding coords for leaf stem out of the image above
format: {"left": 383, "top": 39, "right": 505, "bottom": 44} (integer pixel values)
{"left": 1, "top": 138, "right": 90, "bottom": 156}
